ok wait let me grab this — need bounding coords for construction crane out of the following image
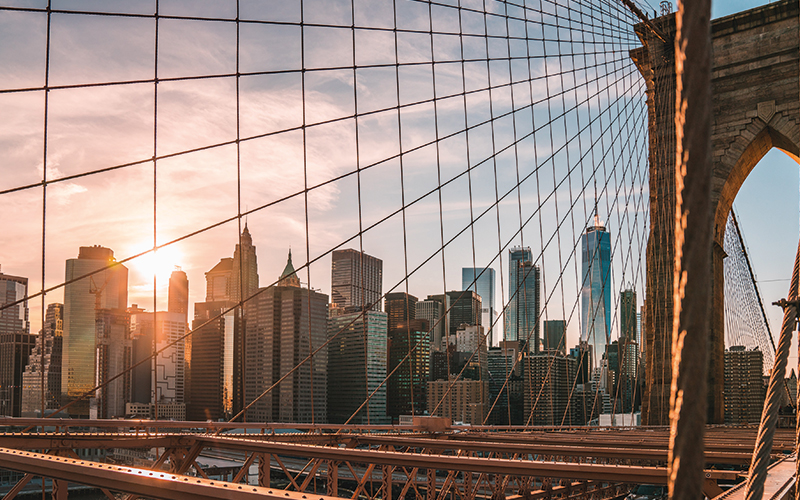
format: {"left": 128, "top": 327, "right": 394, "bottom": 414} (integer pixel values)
{"left": 88, "top": 276, "right": 107, "bottom": 313}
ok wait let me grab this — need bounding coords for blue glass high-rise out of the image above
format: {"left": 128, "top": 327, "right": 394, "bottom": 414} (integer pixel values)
{"left": 581, "top": 216, "right": 611, "bottom": 370}
{"left": 507, "top": 247, "right": 540, "bottom": 353}
{"left": 461, "top": 267, "right": 496, "bottom": 346}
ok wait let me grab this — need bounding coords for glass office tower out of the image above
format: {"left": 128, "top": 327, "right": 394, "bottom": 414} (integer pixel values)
{"left": 580, "top": 216, "right": 611, "bottom": 370}
{"left": 507, "top": 248, "right": 539, "bottom": 353}
{"left": 462, "top": 267, "right": 496, "bottom": 346}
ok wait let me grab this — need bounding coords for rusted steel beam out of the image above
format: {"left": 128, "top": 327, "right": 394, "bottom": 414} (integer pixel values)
{"left": 232, "top": 453, "right": 257, "bottom": 484}
{"left": 427, "top": 467, "right": 436, "bottom": 500}
{"left": 175, "top": 442, "right": 205, "bottom": 475}
{"left": 259, "top": 454, "right": 271, "bottom": 488}
{"left": 187, "top": 437, "right": 740, "bottom": 484}
{"left": 382, "top": 465, "right": 393, "bottom": 500}
{"left": 0, "top": 432, "right": 184, "bottom": 450}
{"left": 326, "top": 460, "right": 338, "bottom": 497}
{"left": 299, "top": 458, "right": 324, "bottom": 492}
{"left": 0, "top": 417, "right": 405, "bottom": 433}
{"left": 53, "top": 478, "right": 68, "bottom": 500}
{"left": 350, "top": 436, "right": 758, "bottom": 464}
{"left": 0, "top": 447, "right": 345, "bottom": 500}
{"left": 3, "top": 473, "right": 33, "bottom": 500}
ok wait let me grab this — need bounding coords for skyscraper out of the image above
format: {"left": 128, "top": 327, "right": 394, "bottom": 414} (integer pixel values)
{"left": 93, "top": 308, "right": 131, "bottom": 418}
{"left": 428, "top": 291, "right": 482, "bottom": 341}
{"left": 427, "top": 377, "right": 488, "bottom": 425}
{"left": 416, "top": 297, "right": 445, "bottom": 351}
{"left": 168, "top": 268, "right": 189, "bottom": 318}
{"left": 462, "top": 267, "right": 496, "bottom": 347}
{"left": 328, "top": 309, "right": 388, "bottom": 424}
{"left": 387, "top": 318, "right": 429, "bottom": 421}
{"left": 0, "top": 269, "right": 32, "bottom": 417}
{"left": 523, "top": 352, "right": 576, "bottom": 426}
{"left": 620, "top": 289, "right": 636, "bottom": 343}
{"left": 62, "top": 246, "right": 128, "bottom": 417}
{"left": 187, "top": 299, "right": 240, "bottom": 421}
{"left": 21, "top": 303, "right": 64, "bottom": 416}
{"left": 129, "top": 308, "right": 187, "bottom": 406}
{"left": 0, "top": 269, "right": 29, "bottom": 336}
{"left": 581, "top": 215, "right": 611, "bottom": 370}
{"left": 244, "top": 251, "right": 328, "bottom": 423}
{"left": 507, "top": 247, "right": 540, "bottom": 352}
{"left": 0, "top": 331, "right": 36, "bottom": 417}
{"left": 724, "top": 346, "right": 765, "bottom": 424}
{"left": 385, "top": 292, "right": 417, "bottom": 333}
{"left": 331, "top": 249, "right": 383, "bottom": 313}
{"left": 229, "top": 224, "right": 259, "bottom": 302}
{"left": 543, "top": 320, "right": 566, "bottom": 355}
{"left": 205, "top": 258, "right": 233, "bottom": 302}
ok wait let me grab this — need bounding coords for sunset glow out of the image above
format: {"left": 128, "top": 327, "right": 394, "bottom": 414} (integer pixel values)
{"left": 128, "top": 244, "right": 184, "bottom": 289}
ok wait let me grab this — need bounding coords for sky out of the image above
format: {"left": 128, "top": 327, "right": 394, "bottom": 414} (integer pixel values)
{"left": 0, "top": 0, "right": 796, "bottom": 375}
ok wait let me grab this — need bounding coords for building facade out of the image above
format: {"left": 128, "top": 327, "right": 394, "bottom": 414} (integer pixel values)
{"left": 229, "top": 224, "right": 259, "bottom": 302}
{"left": 523, "top": 352, "right": 576, "bottom": 426}
{"left": 205, "top": 258, "right": 233, "bottom": 302}
{"left": 244, "top": 252, "right": 328, "bottom": 423}
{"left": 427, "top": 377, "right": 488, "bottom": 425}
{"left": 168, "top": 268, "right": 189, "bottom": 318}
{"left": 620, "top": 289, "right": 637, "bottom": 343}
{"left": 462, "top": 267, "right": 496, "bottom": 346}
{"left": 543, "top": 320, "right": 566, "bottom": 355}
{"left": 129, "top": 309, "right": 187, "bottom": 408}
{"left": 428, "top": 291, "right": 482, "bottom": 340}
{"left": 187, "top": 300, "right": 240, "bottom": 421}
{"left": 507, "top": 247, "right": 540, "bottom": 353}
{"left": 387, "top": 318, "right": 430, "bottom": 421}
{"left": 580, "top": 217, "right": 611, "bottom": 369}
{"left": 0, "top": 270, "right": 28, "bottom": 337}
{"left": 385, "top": 292, "right": 418, "bottom": 333}
{"left": 21, "top": 303, "right": 64, "bottom": 416}
{"left": 0, "top": 331, "right": 36, "bottom": 416}
{"left": 62, "top": 246, "right": 128, "bottom": 417}
{"left": 93, "top": 308, "right": 132, "bottom": 419}
{"left": 331, "top": 249, "right": 382, "bottom": 313}
{"left": 416, "top": 297, "right": 445, "bottom": 352}
{"left": 327, "top": 309, "right": 388, "bottom": 424}
{"left": 487, "top": 344, "right": 523, "bottom": 425}
{"left": 724, "top": 346, "right": 765, "bottom": 424}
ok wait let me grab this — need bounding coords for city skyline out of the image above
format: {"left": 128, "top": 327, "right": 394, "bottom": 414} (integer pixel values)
{"left": 0, "top": 0, "right": 794, "bottom": 382}
{"left": 0, "top": 0, "right": 651, "bottom": 363}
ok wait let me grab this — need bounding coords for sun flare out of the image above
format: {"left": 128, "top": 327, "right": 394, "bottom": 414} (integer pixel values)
{"left": 130, "top": 245, "right": 185, "bottom": 286}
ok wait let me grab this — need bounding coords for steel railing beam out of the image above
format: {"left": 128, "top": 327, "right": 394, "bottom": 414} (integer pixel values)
{"left": 0, "top": 447, "right": 344, "bottom": 500}
{"left": 187, "top": 436, "right": 740, "bottom": 484}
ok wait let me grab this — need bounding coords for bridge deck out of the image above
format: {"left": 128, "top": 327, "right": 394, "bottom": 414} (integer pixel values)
{"left": 713, "top": 456, "right": 796, "bottom": 500}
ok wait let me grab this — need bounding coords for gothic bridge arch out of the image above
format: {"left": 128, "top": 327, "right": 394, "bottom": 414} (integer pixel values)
{"left": 632, "top": 0, "right": 799, "bottom": 425}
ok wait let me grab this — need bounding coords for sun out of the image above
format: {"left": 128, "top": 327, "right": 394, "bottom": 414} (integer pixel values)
{"left": 131, "top": 244, "right": 185, "bottom": 285}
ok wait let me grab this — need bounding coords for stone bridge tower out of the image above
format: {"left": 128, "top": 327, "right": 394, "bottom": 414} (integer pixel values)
{"left": 632, "top": 0, "right": 800, "bottom": 425}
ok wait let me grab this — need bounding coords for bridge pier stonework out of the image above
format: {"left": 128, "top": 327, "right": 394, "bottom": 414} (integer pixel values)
{"left": 632, "top": 0, "right": 799, "bottom": 425}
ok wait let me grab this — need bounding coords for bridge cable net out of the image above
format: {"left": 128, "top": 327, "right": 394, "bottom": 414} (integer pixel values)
{"left": 723, "top": 209, "right": 777, "bottom": 370}
{"left": 0, "top": 0, "right": 649, "bottom": 435}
